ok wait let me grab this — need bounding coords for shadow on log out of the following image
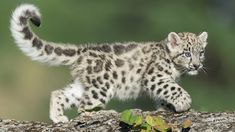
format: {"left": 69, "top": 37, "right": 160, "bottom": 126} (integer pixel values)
{"left": 0, "top": 109, "right": 235, "bottom": 131}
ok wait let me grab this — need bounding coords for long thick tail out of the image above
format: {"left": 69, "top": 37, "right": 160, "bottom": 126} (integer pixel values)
{"left": 10, "top": 4, "right": 79, "bottom": 66}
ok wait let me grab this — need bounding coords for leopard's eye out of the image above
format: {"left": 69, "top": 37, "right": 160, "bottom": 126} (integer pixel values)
{"left": 184, "top": 52, "right": 191, "bottom": 58}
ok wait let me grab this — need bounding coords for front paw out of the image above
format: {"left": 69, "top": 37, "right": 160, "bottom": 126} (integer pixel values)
{"left": 171, "top": 91, "right": 192, "bottom": 112}
{"left": 162, "top": 90, "right": 192, "bottom": 112}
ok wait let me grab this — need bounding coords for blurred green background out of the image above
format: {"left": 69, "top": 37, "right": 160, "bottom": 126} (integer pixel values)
{"left": 0, "top": 0, "right": 235, "bottom": 122}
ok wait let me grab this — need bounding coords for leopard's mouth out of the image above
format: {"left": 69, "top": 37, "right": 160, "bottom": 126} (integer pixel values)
{"left": 186, "top": 64, "right": 202, "bottom": 75}
{"left": 187, "top": 70, "right": 198, "bottom": 75}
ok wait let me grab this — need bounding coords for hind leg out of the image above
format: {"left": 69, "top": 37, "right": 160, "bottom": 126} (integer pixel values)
{"left": 49, "top": 83, "right": 84, "bottom": 123}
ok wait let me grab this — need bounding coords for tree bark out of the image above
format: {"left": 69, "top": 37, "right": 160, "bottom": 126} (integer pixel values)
{"left": 0, "top": 109, "right": 235, "bottom": 131}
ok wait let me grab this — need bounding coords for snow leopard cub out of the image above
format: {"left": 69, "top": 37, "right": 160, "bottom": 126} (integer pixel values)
{"left": 11, "top": 4, "right": 208, "bottom": 123}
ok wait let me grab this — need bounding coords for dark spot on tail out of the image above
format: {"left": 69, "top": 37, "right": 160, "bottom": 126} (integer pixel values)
{"left": 22, "top": 27, "right": 33, "bottom": 40}
{"left": 32, "top": 37, "right": 43, "bottom": 49}
{"left": 54, "top": 47, "right": 63, "bottom": 56}
{"left": 19, "top": 16, "right": 27, "bottom": 25}
{"left": 45, "top": 45, "right": 54, "bottom": 55}
{"left": 63, "top": 49, "right": 76, "bottom": 56}
{"left": 89, "top": 45, "right": 112, "bottom": 53}
{"left": 30, "top": 16, "right": 41, "bottom": 27}
{"left": 25, "top": 10, "right": 31, "bottom": 17}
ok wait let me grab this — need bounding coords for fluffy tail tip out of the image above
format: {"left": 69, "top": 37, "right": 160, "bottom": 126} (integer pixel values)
{"left": 12, "top": 4, "right": 41, "bottom": 27}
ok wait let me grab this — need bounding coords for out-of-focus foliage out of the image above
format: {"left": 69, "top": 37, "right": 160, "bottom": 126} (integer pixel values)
{"left": 120, "top": 110, "right": 172, "bottom": 131}
{"left": 0, "top": 0, "right": 235, "bottom": 122}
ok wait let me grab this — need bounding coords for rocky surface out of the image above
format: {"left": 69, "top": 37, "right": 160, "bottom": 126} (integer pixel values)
{"left": 0, "top": 109, "right": 235, "bottom": 132}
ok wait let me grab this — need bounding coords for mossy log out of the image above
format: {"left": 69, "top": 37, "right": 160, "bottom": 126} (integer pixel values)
{"left": 0, "top": 109, "right": 235, "bottom": 131}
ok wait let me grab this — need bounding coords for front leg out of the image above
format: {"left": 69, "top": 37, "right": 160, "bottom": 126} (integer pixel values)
{"left": 144, "top": 77, "right": 192, "bottom": 112}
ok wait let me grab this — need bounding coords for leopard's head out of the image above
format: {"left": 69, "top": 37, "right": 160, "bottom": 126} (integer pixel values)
{"left": 166, "top": 32, "right": 208, "bottom": 75}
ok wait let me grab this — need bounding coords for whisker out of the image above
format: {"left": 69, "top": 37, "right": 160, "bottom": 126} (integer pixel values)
{"left": 201, "top": 67, "right": 208, "bottom": 75}
{"left": 202, "top": 66, "right": 211, "bottom": 70}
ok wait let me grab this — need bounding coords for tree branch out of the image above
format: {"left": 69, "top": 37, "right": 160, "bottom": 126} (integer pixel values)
{"left": 0, "top": 109, "right": 235, "bottom": 131}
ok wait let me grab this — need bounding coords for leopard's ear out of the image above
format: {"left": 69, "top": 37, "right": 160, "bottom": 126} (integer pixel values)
{"left": 198, "top": 32, "right": 208, "bottom": 48}
{"left": 167, "top": 32, "right": 181, "bottom": 52}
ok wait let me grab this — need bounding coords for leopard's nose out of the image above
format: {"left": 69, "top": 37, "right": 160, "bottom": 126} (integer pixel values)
{"left": 193, "top": 64, "right": 200, "bottom": 70}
